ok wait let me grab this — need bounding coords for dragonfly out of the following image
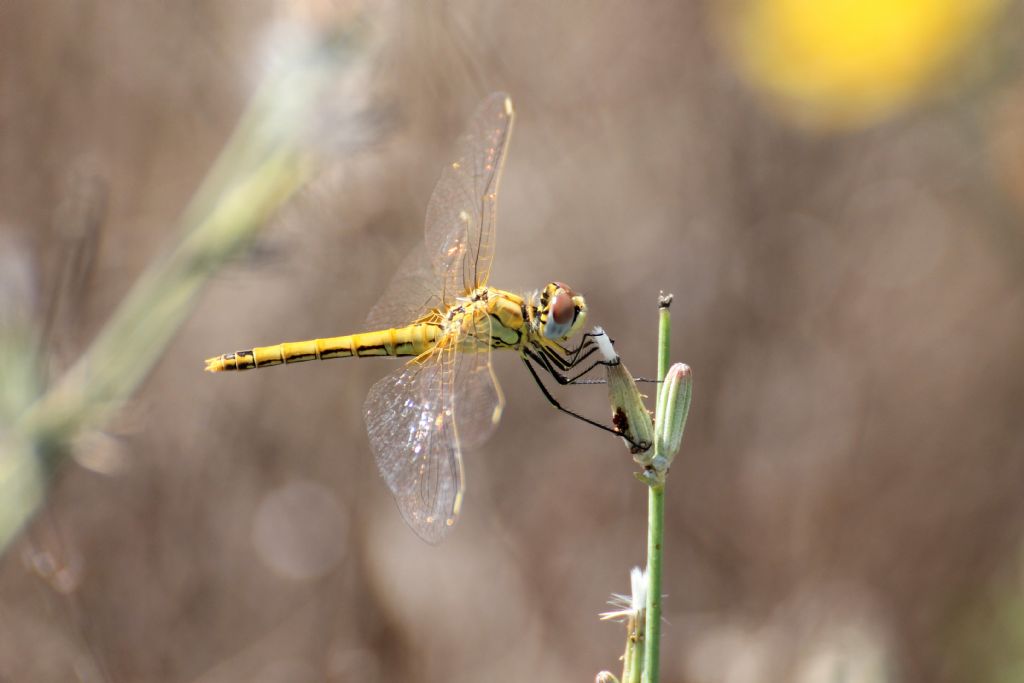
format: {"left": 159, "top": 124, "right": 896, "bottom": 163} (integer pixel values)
{"left": 205, "top": 93, "right": 621, "bottom": 543}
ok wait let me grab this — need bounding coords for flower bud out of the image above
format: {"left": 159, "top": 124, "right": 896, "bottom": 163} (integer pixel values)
{"left": 655, "top": 362, "right": 692, "bottom": 463}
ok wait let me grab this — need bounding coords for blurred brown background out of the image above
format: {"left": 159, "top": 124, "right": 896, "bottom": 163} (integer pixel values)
{"left": 3, "top": 2, "right": 1024, "bottom": 682}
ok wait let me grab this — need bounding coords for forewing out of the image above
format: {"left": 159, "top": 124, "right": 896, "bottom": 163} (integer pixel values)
{"left": 365, "top": 93, "right": 514, "bottom": 329}
{"left": 424, "top": 93, "right": 514, "bottom": 301}
{"left": 364, "top": 355, "right": 463, "bottom": 544}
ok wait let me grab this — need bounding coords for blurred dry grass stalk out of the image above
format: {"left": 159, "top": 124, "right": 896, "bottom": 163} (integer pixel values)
{"left": 2, "top": 2, "right": 1024, "bottom": 683}
{"left": 2, "top": 20, "right": 368, "bottom": 548}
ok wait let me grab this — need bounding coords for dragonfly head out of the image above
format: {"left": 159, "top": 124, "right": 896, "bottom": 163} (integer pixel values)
{"left": 537, "top": 282, "right": 587, "bottom": 341}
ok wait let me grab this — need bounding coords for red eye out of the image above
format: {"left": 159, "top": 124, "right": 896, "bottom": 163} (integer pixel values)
{"left": 550, "top": 291, "right": 575, "bottom": 326}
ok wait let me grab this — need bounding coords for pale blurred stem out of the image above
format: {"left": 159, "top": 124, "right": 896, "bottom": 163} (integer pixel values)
{"left": 6, "top": 152, "right": 309, "bottom": 550}
{"left": 0, "top": 27, "right": 361, "bottom": 551}
{"left": 624, "top": 614, "right": 644, "bottom": 683}
{"left": 643, "top": 298, "right": 672, "bottom": 683}
{"left": 19, "top": 150, "right": 309, "bottom": 445}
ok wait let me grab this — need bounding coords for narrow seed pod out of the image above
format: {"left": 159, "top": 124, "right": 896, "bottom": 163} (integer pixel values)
{"left": 593, "top": 328, "right": 654, "bottom": 460}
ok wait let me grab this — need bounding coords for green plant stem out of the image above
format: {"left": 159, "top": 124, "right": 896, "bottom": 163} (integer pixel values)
{"left": 643, "top": 296, "right": 672, "bottom": 683}
{"left": 643, "top": 485, "right": 664, "bottom": 683}
{"left": 655, "top": 295, "right": 672, "bottom": 407}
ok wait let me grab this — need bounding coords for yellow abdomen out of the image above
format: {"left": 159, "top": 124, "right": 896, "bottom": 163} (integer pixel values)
{"left": 204, "top": 324, "right": 442, "bottom": 372}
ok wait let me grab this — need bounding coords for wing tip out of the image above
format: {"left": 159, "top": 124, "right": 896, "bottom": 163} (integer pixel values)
{"left": 402, "top": 510, "right": 456, "bottom": 545}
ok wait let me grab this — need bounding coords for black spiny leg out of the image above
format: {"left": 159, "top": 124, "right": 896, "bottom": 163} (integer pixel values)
{"left": 520, "top": 355, "right": 643, "bottom": 450}
{"left": 539, "top": 338, "right": 661, "bottom": 386}
{"left": 527, "top": 345, "right": 609, "bottom": 386}
{"left": 548, "top": 333, "right": 603, "bottom": 367}
{"left": 542, "top": 342, "right": 601, "bottom": 373}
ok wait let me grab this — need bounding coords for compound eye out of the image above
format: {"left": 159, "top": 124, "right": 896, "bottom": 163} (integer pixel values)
{"left": 550, "top": 290, "right": 575, "bottom": 327}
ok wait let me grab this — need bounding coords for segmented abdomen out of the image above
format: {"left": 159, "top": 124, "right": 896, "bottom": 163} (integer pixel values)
{"left": 204, "top": 324, "right": 442, "bottom": 372}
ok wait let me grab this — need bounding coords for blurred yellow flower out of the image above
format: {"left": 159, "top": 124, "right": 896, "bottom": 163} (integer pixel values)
{"left": 718, "top": 0, "right": 1007, "bottom": 129}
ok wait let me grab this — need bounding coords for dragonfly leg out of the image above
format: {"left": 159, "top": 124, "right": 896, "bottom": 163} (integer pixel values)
{"left": 550, "top": 338, "right": 670, "bottom": 384}
{"left": 539, "top": 341, "right": 599, "bottom": 373}
{"left": 531, "top": 343, "right": 606, "bottom": 382}
{"left": 531, "top": 344, "right": 661, "bottom": 386}
{"left": 534, "top": 349, "right": 606, "bottom": 385}
{"left": 520, "top": 354, "right": 645, "bottom": 450}
{"left": 567, "top": 342, "right": 601, "bottom": 368}
{"left": 563, "top": 358, "right": 609, "bottom": 383}
{"left": 553, "top": 333, "right": 605, "bottom": 364}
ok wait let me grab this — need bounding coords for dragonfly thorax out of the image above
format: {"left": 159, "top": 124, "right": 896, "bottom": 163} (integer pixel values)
{"left": 534, "top": 282, "right": 587, "bottom": 342}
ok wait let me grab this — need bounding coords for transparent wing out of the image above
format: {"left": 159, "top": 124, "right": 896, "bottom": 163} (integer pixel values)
{"left": 425, "top": 92, "right": 513, "bottom": 301}
{"left": 451, "top": 323, "right": 504, "bottom": 451}
{"left": 362, "top": 94, "right": 514, "bottom": 542}
{"left": 365, "top": 247, "right": 442, "bottom": 329}
{"left": 364, "top": 346, "right": 463, "bottom": 544}
{"left": 365, "top": 93, "right": 514, "bottom": 328}
{"left": 363, "top": 324, "right": 504, "bottom": 542}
